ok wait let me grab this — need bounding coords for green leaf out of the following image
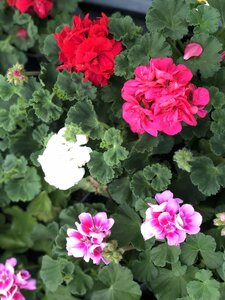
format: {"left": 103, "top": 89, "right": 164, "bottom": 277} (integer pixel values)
{"left": 208, "top": 86, "right": 225, "bottom": 109}
{"left": 151, "top": 243, "right": 181, "bottom": 267}
{"left": 151, "top": 262, "right": 196, "bottom": 300}
{"left": 108, "top": 177, "right": 132, "bottom": 205}
{"left": 173, "top": 148, "right": 193, "bottom": 172}
{"left": 186, "top": 270, "right": 220, "bottom": 300}
{"left": 40, "top": 255, "right": 63, "bottom": 292}
{"left": 146, "top": 0, "right": 188, "bottom": 39}
{"left": 92, "top": 263, "right": 141, "bottom": 300}
{"left": 55, "top": 71, "right": 96, "bottom": 101}
{"left": 53, "top": 225, "right": 68, "bottom": 256}
{"left": 109, "top": 14, "right": 142, "bottom": 47}
{"left": 102, "top": 128, "right": 128, "bottom": 167}
{"left": 130, "top": 163, "right": 172, "bottom": 199}
{"left": 182, "top": 33, "right": 222, "bottom": 79}
{"left": 31, "top": 222, "right": 58, "bottom": 254}
{"left": 0, "top": 206, "right": 36, "bottom": 251}
{"left": 5, "top": 167, "right": 41, "bottom": 202}
{"left": 210, "top": 133, "right": 225, "bottom": 156}
{"left": 66, "top": 99, "right": 104, "bottom": 139}
{"left": 32, "top": 124, "right": 49, "bottom": 146}
{"left": 114, "top": 51, "right": 134, "bottom": 79}
{"left": 188, "top": 5, "right": 220, "bottom": 34}
{"left": 13, "top": 11, "right": 38, "bottom": 50}
{"left": 128, "top": 32, "right": 172, "bottom": 68}
{"left": 44, "top": 286, "right": 78, "bottom": 300}
{"left": 180, "top": 233, "right": 223, "bottom": 269}
{"left": 39, "top": 63, "right": 59, "bottom": 90}
{"left": 190, "top": 156, "right": 225, "bottom": 196}
{"left": 87, "top": 151, "right": 115, "bottom": 185}
{"left": 211, "top": 108, "right": 225, "bottom": 134}
{"left": 68, "top": 265, "right": 93, "bottom": 296}
{"left": 132, "top": 133, "right": 159, "bottom": 154}
{"left": 0, "top": 74, "right": 16, "bottom": 101}
{"left": 111, "top": 204, "right": 144, "bottom": 249}
{"left": 130, "top": 169, "right": 152, "bottom": 199}
{"left": 0, "top": 108, "right": 16, "bottom": 132}
{"left": 131, "top": 249, "right": 158, "bottom": 283}
{"left": 43, "top": 34, "right": 60, "bottom": 64}
{"left": 31, "top": 89, "right": 62, "bottom": 123}
{"left": 143, "top": 164, "right": 172, "bottom": 191}
{"left": 208, "top": 0, "right": 225, "bottom": 25}
{"left": 27, "top": 191, "right": 53, "bottom": 222}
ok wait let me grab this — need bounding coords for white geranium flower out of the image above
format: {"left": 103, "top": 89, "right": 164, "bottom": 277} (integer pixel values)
{"left": 38, "top": 127, "right": 92, "bottom": 190}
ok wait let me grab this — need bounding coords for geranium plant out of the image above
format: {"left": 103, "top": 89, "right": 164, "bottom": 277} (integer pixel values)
{"left": 1, "top": 0, "right": 225, "bottom": 299}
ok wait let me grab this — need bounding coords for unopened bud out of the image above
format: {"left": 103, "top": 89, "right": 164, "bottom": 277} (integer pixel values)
{"left": 103, "top": 240, "right": 124, "bottom": 264}
{"left": 16, "top": 28, "right": 28, "bottom": 40}
{"left": 6, "top": 63, "right": 27, "bottom": 85}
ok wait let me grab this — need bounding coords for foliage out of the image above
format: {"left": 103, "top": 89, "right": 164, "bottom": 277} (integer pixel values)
{"left": 1, "top": 0, "right": 225, "bottom": 299}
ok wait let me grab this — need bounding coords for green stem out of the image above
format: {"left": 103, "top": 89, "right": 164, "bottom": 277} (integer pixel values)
{"left": 122, "top": 245, "right": 135, "bottom": 252}
{"left": 25, "top": 71, "right": 40, "bottom": 76}
{"left": 167, "top": 38, "right": 183, "bottom": 57}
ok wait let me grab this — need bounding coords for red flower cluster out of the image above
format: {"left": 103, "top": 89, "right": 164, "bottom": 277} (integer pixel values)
{"left": 7, "top": 0, "right": 53, "bottom": 19}
{"left": 54, "top": 13, "right": 122, "bottom": 87}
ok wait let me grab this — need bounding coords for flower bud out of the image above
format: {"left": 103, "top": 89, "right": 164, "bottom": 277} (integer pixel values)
{"left": 184, "top": 43, "right": 203, "bottom": 60}
{"left": 16, "top": 27, "right": 28, "bottom": 40}
{"left": 103, "top": 241, "right": 124, "bottom": 264}
{"left": 221, "top": 51, "right": 225, "bottom": 62}
{"left": 6, "top": 63, "right": 27, "bottom": 85}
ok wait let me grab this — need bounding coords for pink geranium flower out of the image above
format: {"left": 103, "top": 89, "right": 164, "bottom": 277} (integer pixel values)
{"left": 0, "top": 258, "right": 36, "bottom": 300}
{"left": 66, "top": 212, "right": 114, "bottom": 264}
{"left": 141, "top": 190, "right": 202, "bottom": 246}
{"left": 122, "top": 57, "right": 210, "bottom": 136}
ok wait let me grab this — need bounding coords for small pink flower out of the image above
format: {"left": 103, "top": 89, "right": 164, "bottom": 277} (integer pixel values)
{"left": 66, "top": 212, "right": 114, "bottom": 265}
{"left": 183, "top": 43, "right": 203, "bottom": 60}
{"left": 141, "top": 190, "right": 202, "bottom": 246}
{"left": 0, "top": 258, "right": 36, "bottom": 300}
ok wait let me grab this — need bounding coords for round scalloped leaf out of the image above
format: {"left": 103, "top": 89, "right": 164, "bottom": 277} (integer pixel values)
{"left": 91, "top": 263, "right": 141, "bottom": 300}
{"left": 40, "top": 255, "right": 63, "bottom": 292}
{"left": 146, "top": 0, "right": 189, "bottom": 39}
{"left": 31, "top": 89, "right": 62, "bottom": 123}
{"left": 188, "top": 5, "right": 220, "bottom": 34}
{"left": 180, "top": 233, "right": 223, "bottom": 269}
{"left": 190, "top": 156, "right": 225, "bottom": 196}
{"left": 128, "top": 32, "right": 172, "bottom": 68}
{"left": 87, "top": 151, "right": 115, "bottom": 185}
{"left": 186, "top": 270, "right": 220, "bottom": 300}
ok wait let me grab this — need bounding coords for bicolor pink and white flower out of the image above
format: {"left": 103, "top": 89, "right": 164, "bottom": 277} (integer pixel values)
{"left": 66, "top": 212, "right": 114, "bottom": 264}
{"left": 122, "top": 57, "right": 210, "bottom": 136}
{"left": 183, "top": 43, "right": 203, "bottom": 60}
{"left": 141, "top": 190, "right": 202, "bottom": 246}
{"left": 0, "top": 257, "right": 36, "bottom": 300}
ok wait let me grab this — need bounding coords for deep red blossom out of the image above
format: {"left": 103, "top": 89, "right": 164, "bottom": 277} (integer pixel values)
{"left": 122, "top": 58, "right": 210, "bottom": 136}
{"left": 54, "top": 13, "right": 122, "bottom": 86}
{"left": 7, "top": 0, "right": 53, "bottom": 19}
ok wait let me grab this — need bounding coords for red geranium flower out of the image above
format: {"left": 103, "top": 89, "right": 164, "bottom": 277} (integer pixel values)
{"left": 54, "top": 13, "right": 122, "bottom": 87}
{"left": 7, "top": 0, "right": 53, "bottom": 19}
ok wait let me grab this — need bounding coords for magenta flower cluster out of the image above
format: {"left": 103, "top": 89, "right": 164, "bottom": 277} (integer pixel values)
{"left": 141, "top": 190, "right": 202, "bottom": 246}
{"left": 66, "top": 212, "right": 114, "bottom": 264}
{"left": 0, "top": 258, "right": 36, "bottom": 300}
{"left": 122, "top": 57, "right": 210, "bottom": 136}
